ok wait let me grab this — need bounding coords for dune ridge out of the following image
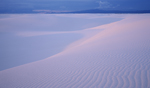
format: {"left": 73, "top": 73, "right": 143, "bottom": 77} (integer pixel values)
{"left": 0, "top": 14, "right": 150, "bottom": 88}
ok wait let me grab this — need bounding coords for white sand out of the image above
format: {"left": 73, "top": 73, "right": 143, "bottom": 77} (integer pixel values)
{"left": 0, "top": 14, "right": 150, "bottom": 88}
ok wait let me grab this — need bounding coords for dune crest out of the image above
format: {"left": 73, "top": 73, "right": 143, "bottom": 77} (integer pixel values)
{"left": 0, "top": 14, "right": 150, "bottom": 88}
{"left": 52, "top": 14, "right": 150, "bottom": 57}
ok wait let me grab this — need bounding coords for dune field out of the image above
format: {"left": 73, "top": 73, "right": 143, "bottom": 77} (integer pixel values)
{"left": 0, "top": 14, "right": 150, "bottom": 88}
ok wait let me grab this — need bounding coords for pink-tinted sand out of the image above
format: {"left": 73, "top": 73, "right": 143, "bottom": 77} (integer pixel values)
{"left": 0, "top": 14, "right": 150, "bottom": 88}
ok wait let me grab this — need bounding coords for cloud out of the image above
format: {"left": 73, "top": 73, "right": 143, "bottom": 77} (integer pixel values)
{"left": 97, "top": 1, "right": 111, "bottom": 9}
{"left": 33, "top": 10, "right": 69, "bottom": 13}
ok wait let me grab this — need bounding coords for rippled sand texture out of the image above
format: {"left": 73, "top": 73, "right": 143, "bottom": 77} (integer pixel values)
{"left": 0, "top": 14, "right": 150, "bottom": 88}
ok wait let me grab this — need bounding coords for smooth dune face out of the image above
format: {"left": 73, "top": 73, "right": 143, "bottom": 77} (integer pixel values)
{"left": 0, "top": 14, "right": 150, "bottom": 88}
{"left": 0, "top": 14, "right": 122, "bottom": 71}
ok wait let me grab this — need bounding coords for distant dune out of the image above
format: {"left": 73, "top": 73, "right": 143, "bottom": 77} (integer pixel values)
{"left": 0, "top": 14, "right": 150, "bottom": 88}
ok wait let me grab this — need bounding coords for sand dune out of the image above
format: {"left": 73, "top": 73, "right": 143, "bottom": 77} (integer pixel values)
{"left": 0, "top": 14, "right": 150, "bottom": 88}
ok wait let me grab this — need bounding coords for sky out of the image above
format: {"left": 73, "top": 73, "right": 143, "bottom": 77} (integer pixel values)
{"left": 0, "top": 0, "right": 150, "bottom": 13}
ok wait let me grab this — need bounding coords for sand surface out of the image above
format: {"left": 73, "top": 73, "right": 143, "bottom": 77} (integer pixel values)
{"left": 0, "top": 14, "right": 121, "bottom": 71}
{"left": 0, "top": 14, "right": 150, "bottom": 88}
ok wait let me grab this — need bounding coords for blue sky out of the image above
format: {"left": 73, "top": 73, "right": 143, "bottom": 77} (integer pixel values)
{"left": 0, "top": 0, "right": 150, "bottom": 13}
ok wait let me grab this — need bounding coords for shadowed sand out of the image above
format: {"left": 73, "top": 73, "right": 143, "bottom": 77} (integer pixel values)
{"left": 0, "top": 14, "right": 150, "bottom": 88}
{"left": 0, "top": 14, "right": 122, "bottom": 71}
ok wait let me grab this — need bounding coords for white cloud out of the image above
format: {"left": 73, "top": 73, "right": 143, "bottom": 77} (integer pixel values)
{"left": 97, "top": 1, "right": 111, "bottom": 9}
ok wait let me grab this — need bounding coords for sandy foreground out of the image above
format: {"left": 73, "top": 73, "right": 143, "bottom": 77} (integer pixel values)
{"left": 0, "top": 14, "right": 150, "bottom": 88}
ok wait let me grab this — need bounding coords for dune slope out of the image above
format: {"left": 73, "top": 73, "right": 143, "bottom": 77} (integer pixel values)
{"left": 0, "top": 14, "right": 150, "bottom": 88}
